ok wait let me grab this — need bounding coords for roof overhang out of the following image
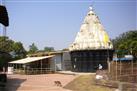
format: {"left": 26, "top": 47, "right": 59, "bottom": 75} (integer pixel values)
{"left": 9, "top": 55, "right": 54, "bottom": 64}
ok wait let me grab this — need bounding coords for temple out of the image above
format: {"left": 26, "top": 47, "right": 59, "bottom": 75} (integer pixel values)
{"left": 69, "top": 6, "right": 114, "bottom": 72}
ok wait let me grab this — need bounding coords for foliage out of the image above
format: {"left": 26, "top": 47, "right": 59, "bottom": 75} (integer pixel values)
{"left": 44, "top": 46, "right": 54, "bottom": 52}
{"left": 0, "top": 36, "right": 14, "bottom": 52}
{"left": 62, "top": 48, "right": 69, "bottom": 51}
{"left": 112, "top": 30, "right": 137, "bottom": 57}
{"left": 0, "top": 36, "right": 26, "bottom": 70}
{"left": 12, "top": 42, "right": 26, "bottom": 59}
{"left": 28, "top": 43, "right": 38, "bottom": 54}
{"left": 0, "top": 52, "right": 11, "bottom": 71}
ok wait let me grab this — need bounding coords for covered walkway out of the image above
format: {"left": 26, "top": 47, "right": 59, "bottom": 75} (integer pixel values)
{"left": 8, "top": 55, "right": 55, "bottom": 74}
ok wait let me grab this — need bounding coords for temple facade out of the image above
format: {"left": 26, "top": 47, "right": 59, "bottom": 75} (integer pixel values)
{"left": 69, "top": 7, "right": 114, "bottom": 72}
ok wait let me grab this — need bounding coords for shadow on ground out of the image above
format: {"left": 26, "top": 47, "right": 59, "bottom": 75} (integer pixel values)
{"left": 2, "top": 78, "right": 26, "bottom": 91}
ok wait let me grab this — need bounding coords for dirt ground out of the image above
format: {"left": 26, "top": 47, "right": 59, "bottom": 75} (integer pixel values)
{"left": 64, "top": 74, "right": 137, "bottom": 91}
{"left": 5, "top": 74, "right": 77, "bottom": 91}
{"left": 64, "top": 75, "right": 116, "bottom": 91}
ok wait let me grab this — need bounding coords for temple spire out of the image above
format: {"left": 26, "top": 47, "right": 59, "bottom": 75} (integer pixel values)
{"left": 69, "top": 6, "right": 113, "bottom": 51}
{"left": 89, "top": 6, "right": 93, "bottom": 11}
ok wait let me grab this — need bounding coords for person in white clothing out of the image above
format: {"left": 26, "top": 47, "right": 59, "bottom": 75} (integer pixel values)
{"left": 98, "top": 64, "right": 103, "bottom": 70}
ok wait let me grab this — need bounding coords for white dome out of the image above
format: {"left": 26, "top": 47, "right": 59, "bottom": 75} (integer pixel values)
{"left": 69, "top": 7, "right": 113, "bottom": 51}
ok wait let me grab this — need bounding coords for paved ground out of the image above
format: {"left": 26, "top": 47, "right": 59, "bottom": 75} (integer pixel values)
{"left": 5, "top": 74, "right": 77, "bottom": 91}
{"left": 58, "top": 71, "right": 95, "bottom": 75}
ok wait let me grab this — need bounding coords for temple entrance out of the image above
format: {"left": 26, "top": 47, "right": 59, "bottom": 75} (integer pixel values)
{"left": 70, "top": 50, "right": 114, "bottom": 72}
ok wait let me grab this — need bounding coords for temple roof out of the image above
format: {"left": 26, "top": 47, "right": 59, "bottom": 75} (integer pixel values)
{"left": 69, "top": 6, "right": 113, "bottom": 51}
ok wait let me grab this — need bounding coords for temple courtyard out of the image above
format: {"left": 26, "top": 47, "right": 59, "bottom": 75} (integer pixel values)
{"left": 5, "top": 74, "right": 77, "bottom": 91}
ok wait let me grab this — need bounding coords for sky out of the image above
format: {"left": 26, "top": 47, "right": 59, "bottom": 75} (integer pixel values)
{"left": 1, "top": 0, "right": 136, "bottom": 50}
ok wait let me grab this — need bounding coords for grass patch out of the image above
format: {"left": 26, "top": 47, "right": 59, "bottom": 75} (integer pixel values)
{"left": 64, "top": 75, "right": 115, "bottom": 91}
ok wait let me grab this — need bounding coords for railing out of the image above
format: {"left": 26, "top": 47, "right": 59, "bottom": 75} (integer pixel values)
{"left": 109, "top": 61, "right": 137, "bottom": 83}
{"left": 14, "top": 68, "right": 54, "bottom": 75}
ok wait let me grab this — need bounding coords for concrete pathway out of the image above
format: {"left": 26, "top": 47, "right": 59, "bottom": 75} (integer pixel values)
{"left": 6, "top": 74, "right": 77, "bottom": 91}
{"left": 58, "top": 71, "right": 95, "bottom": 75}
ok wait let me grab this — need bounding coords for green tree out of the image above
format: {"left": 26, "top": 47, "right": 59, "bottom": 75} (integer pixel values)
{"left": 62, "top": 48, "right": 69, "bottom": 51}
{"left": 130, "top": 41, "right": 137, "bottom": 56}
{"left": 112, "top": 30, "right": 137, "bottom": 57}
{"left": 12, "top": 42, "right": 26, "bottom": 59}
{"left": 28, "top": 43, "right": 38, "bottom": 54}
{"left": 0, "top": 36, "right": 13, "bottom": 70}
{"left": 0, "top": 52, "right": 11, "bottom": 71}
{"left": 44, "top": 46, "right": 54, "bottom": 52}
{"left": 0, "top": 36, "right": 14, "bottom": 52}
{"left": 0, "top": 36, "right": 26, "bottom": 70}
